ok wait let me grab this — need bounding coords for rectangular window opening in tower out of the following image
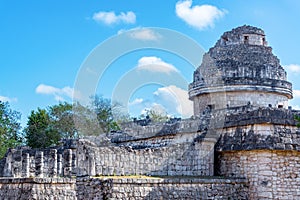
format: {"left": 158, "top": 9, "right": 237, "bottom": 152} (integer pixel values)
{"left": 262, "top": 37, "right": 266, "bottom": 46}
{"left": 244, "top": 36, "right": 249, "bottom": 44}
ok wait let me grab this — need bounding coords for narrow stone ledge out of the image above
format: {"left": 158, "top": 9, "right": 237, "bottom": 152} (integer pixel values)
{"left": 85, "top": 176, "right": 247, "bottom": 185}
{"left": 0, "top": 177, "right": 75, "bottom": 184}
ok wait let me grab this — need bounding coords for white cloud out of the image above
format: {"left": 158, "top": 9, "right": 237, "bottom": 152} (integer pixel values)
{"left": 129, "top": 98, "right": 144, "bottom": 106}
{"left": 36, "top": 84, "right": 77, "bottom": 102}
{"left": 92, "top": 11, "right": 136, "bottom": 25}
{"left": 136, "top": 56, "right": 179, "bottom": 74}
{"left": 294, "top": 90, "right": 300, "bottom": 98}
{"left": 141, "top": 103, "right": 167, "bottom": 116}
{"left": 285, "top": 64, "right": 300, "bottom": 73}
{"left": 128, "top": 85, "right": 193, "bottom": 118}
{"left": 153, "top": 85, "right": 193, "bottom": 118}
{"left": 290, "top": 90, "right": 300, "bottom": 110}
{"left": 0, "top": 96, "right": 17, "bottom": 103}
{"left": 128, "top": 98, "right": 150, "bottom": 116}
{"left": 129, "top": 28, "right": 161, "bottom": 41}
{"left": 175, "top": 0, "right": 226, "bottom": 30}
{"left": 117, "top": 29, "right": 126, "bottom": 35}
{"left": 292, "top": 105, "right": 300, "bottom": 110}
{"left": 118, "top": 27, "right": 162, "bottom": 41}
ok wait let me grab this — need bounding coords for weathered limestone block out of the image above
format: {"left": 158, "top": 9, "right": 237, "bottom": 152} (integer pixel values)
{"left": 71, "top": 148, "right": 77, "bottom": 176}
{"left": 12, "top": 149, "right": 22, "bottom": 177}
{"left": 49, "top": 149, "right": 57, "bottom": 177}
{"left": 0, "top": 178, "right": 76, "bottom": 200}
{"left": 76, "top": 177, "right": 248, "bottom": 200}
{"left": 22, "top": 153, "right": 30, "bottom": 177}
{"left": 2, "top": 151, "right": 13, "bottom": 177}
{"left": 63, "top": 149, "right": 72, "bottom": 177}
{"left": 35, "top": 151, "right": 44, "bottom": 178}
{"left": 217, "top": 150, "right": 300, "bottom": 200}
{"left": 89, "top": 153, "right": 96, "bottom": 176}
{"left": 57, "top": 153, "right": 63, "bottom": 176}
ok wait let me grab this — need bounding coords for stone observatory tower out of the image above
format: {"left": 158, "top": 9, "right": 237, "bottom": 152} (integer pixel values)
{"left": 189, "top": 25, "right": 293, "bottom": 115}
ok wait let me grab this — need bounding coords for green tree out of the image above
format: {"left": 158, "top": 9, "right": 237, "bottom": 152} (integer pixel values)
{"left": 49, "top": 102, "right": 77, "bottom": 139}
{"left": 72, "top": 102, "right": 101, "bottom": 136}
{"left": 0, "top": 101, "right": 22, "bottom": 158}
{"left": 140, "top": 108, "right": 170, "bottom": 123}
{"left": 90, "top": 95, "right": 120, "bottom": 133}
{"left": 24, "top": 108, "right": 60, "bottom": 148}
{"left": 111, "top": 102, "right": 131, "bottom": 124}
{"left": 24, "top": 96, "right": 125, "bottom": 146}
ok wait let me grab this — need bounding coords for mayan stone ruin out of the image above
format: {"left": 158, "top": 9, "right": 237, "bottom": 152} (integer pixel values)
{"left": 1, "top": 25, "right": 300, "bottom": 199}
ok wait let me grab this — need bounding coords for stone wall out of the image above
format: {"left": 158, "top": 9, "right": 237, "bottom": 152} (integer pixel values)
{"left": 1, "top": 147, "right": 75, "bottom": 178}
{"left": 225, "top": 91, "right": 288, "bottom": 109}
{"left": 192, "top": 91, "right": 289, "bottom": 116}
{"left": 214, "top": 109, "right": 300, "bottom": 199}
{"left": 217, "top": 124, "right": 300, "bottom": 151}
{"left": 113, "top": 131, "right": 210, "bottom": 149}
{"left": 76, "top": 177, "right": 249, "bottom": 200}
{"left": 0, "top": 177, "right": 76, "bottom": 200}
{"left": 2, "top": 107, "right": 299, "bottom": 179}
{"left": 0, "top": 135, "right": 216, "bottom": 178}
{"left": 0, "top": 176, "right": 248, "bottom": 199}
{"left": 217, "top": 150, "right": 300, "bottom": 200}
{"left": 76, "top": 137, "right": 216, "bottom": 177}
{"left": 215, "top": 120, "right": 300, "bottom": 199}
{"left": 113, "top": 118, "right": 202, "bottom": 143}
{"left": 225, "top": 107, "right": 299, "bottom": 127}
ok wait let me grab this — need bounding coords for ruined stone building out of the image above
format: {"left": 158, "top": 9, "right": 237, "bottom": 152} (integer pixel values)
{"left": 1, "top": 25, "right": 300, "bottom": 199}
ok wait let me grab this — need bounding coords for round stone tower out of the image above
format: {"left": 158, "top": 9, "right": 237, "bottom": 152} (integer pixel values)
{"left": 189, "top": 25, "right": 293, "bottom": 115}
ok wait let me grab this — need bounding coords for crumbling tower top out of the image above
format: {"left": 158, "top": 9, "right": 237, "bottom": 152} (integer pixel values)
{"left": 218, "top": 25, "right": 267, "bottom": 46}
{"left": 189, "top": 25, "right": 293, "bottom": 116}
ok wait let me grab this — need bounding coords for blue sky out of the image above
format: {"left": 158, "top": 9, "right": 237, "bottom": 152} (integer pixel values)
{"left": 1, "top": 0, "right": 300, "bottom": 127}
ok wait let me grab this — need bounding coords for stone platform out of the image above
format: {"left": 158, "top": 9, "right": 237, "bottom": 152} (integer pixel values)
{"left": 0, "top": 176, "right": 248, "bottom": 200}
